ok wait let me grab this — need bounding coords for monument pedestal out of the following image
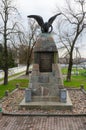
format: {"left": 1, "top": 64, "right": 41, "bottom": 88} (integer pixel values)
{"left": 19, "top": 34, "right": 72, "bottom": 110}
{"left": 20, "top": 91, "right": 72, "bottom": 110}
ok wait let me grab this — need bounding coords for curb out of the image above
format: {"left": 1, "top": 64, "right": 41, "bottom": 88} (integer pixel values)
{"left": 81, "top": 89, "right": 86, "bottom": 94}
{"left": 2, "top": 112, "right": 86, "bottom": 117}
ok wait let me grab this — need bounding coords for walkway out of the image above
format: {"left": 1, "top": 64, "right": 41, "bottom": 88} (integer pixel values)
{"left": 0, "top": 115, "right": 86, "bottom": 130}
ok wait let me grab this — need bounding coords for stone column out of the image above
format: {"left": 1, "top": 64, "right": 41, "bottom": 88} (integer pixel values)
{"left": 60, "top": 89, "right": 67, "bottom": 103}
{"left": 25, "top": 88, "right": 32, "bottom": 102}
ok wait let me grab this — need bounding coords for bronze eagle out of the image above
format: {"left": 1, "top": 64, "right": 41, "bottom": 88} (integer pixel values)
{"left": 27, "top": 13, "right": 61, "bottom": 33}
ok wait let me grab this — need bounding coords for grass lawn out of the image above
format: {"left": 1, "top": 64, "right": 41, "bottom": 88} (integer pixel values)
{"left": 64, "top": 75, "right": 86, "bottom": 90}
{"left": 62, "top": 67, "right": 86, "bottom": 75}
{"left": 0, "top": 79, "right": 28, "bottom": 99}
{"left": 62, "top": 67, "right": 86, "bottom": 90}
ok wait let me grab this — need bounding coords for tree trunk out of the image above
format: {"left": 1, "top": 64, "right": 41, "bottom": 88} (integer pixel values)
{"left": 3, "top": 30, "right": 8, "bottom": 85}
{"left": 3, "top": 45, "right": 8, "bottom": 85}
{"left": 66, "top": 52, "right": 73, "bottom": 81}
{"left": 26, "top": 47, "right": 30, "bottom": 75}
{"left": 4, "top": 69, "right": 8, "bottom": 85}
{"left": 26, "top": 61, "right": 30, "bottom": 75}
{"left": 26, "top": 45, "right": 34, "bottom": 75}
{"left": 26, "top": 51, "right": 31, "bottom": 75}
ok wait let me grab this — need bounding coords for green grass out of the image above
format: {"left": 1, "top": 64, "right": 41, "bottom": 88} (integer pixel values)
{"left": 0, "top": 79, "right": 28, "bottom": 99}
{"left": 61, "top": 67, "right": 86, "bottom": 75}
{"left": 62, "top": 67, "right": 86, "bottom": 90}
{"left": 64, "top": 75, "right": 86, "bottom": 90}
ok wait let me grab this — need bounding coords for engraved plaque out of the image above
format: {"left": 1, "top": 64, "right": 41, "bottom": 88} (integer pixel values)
{"left": 39, "top": 53, "right": 53, "bottom": 72}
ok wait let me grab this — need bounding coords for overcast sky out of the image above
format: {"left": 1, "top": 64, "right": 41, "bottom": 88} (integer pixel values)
{"left": 15, "top": 0, "right": 86, "bottom": 58}
{"left": 16, "top": 0, "right": 65, "bottom": 21}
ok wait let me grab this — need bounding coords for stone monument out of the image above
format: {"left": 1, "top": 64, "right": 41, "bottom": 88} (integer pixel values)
{"left": 29, "top": 33, "right": 64, "bottom": 100}
{"left": 20, "top": 14, "right": 72, "bottom": 110}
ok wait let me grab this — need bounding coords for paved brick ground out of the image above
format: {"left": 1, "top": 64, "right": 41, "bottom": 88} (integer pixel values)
{"left": 0, "top": 115, "right": 86, "bottom": 130}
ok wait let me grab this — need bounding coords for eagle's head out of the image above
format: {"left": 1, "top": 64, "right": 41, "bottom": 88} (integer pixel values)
{"left": 41, "top": 22, "right": 53, "bottom": 33}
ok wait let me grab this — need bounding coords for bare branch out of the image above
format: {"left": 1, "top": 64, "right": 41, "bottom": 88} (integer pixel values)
{"left": 0, "top": 12, "right": 4, "bottom": 22}
{"left": 56, "top": 0, "right": 86, "bottom": 81}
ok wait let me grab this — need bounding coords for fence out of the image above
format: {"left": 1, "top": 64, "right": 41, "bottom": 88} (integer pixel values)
{"left": 0, "top": 66, "right": 26, "bottom": 79}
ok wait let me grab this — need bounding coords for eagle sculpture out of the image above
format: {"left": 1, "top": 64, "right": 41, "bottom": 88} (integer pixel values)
{"left": 27, "top": 13, "right": 61, "bottom": 33}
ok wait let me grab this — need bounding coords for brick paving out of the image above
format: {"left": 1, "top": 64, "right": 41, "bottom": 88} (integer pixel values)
{"left": 0, "top": 115, "right": 86, "bottom": 130}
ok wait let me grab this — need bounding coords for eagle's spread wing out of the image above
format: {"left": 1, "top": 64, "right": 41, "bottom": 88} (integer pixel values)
{"left": 48, "top": 13, "right": 61, "bottom": 24}
{"left": 27, "top": 15, "right": 44, "bottom": 27}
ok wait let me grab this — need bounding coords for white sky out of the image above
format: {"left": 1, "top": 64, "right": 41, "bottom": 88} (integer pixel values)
{"left": 16, "top": 0, "right": 65, "bottom": 21}
{"left": 15, "top": 0, "right": 86, "bottom": 58}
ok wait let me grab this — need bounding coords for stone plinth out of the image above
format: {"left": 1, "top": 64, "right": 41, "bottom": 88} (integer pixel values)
{"left": 20, "top": 33, "right": 72, "bottom": 110}
{"left": 20, "top": 91, "right": 72, "bottom": 110}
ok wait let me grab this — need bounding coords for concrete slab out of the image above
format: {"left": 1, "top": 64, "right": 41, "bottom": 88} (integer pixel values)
{"left": 19, "top": 92, "right": 73, "bottom": 110}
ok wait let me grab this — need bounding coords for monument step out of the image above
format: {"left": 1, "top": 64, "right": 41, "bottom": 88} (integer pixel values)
{"left": 32, "top": 96, "right": 59, "bottom": 102}
{"left": 19, "top": 92, "right": 73, "bottom": 110}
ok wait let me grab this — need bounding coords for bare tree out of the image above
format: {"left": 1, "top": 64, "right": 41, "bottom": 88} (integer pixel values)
{"left": 0, "top": 0, "right": 20, "bottom": 85}
{"left": 26, "top": 20, "right": 40, "bottom": 75}
{"left": 57, "top": 0, "right": 86, "bottom": 81}
{"left": 19, "top": 19, "right": 40, "bottom": 75}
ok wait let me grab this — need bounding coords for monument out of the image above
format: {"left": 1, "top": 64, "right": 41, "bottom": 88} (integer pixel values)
{"left": 20, "top": 14, "right": 72, "bottom": 110}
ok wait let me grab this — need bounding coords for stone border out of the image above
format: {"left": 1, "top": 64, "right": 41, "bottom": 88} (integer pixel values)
{"left": 0, "top": 88, "right": 25, "bottom": 102}
{"left": 66, "top": 87, "right": 86, "bottom": 94}
{"left": 0, "top": 88, "right": 18, "bottom": 102}
{"left": 2, "top": 112, "right": 86, "bottom": 117}
{"left": 81, "top": 88, "right": 86, "bottom": 94}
